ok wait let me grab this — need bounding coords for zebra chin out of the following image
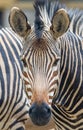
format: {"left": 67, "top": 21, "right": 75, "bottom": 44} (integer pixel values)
{"left": 29, "top": 102, "right": 51, "bottom": 126}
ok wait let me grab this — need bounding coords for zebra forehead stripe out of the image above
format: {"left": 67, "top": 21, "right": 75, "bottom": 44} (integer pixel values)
{"left": 34, "top": 0, "right": 66, "bottom": 27}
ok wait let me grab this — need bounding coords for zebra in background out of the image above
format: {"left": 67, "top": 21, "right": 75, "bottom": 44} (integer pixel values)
{"left": 47, "top": 1, "right": 83, "bottom": 37}
{"left": 0, "top": 28, "right": 29, "bottom": 130}
{"left": 68, "top": 8, "right": 83, "bottom": 37}
{"left": 8, "top": 0, "right": 83, "bottom": 129}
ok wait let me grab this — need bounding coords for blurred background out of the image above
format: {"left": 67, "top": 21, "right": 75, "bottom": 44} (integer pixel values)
{"left": 0, "top": 0, "right": 83, "bottom": 27}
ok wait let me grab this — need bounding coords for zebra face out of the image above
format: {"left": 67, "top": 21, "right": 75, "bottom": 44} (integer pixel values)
{"left": 9, "top": 6, "right": 70, "bottom": 126}
{"left": 21, "top": 37, "right": 60, "bottom": 104}
{"left": 21, "top": 36, "right": 60, "bottom": 126}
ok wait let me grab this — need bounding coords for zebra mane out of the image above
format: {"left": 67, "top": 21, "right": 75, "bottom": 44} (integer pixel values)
{"left": 34, "top": 0, "right": 66, "bottom": 29}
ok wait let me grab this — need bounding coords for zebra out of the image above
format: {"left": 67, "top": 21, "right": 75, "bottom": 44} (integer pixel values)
{"left": 46, "top": 0, "right": 83, "bottom": 37}
{"left": 8, "top": 0, "right": 83, "bottom": 129}
{"left": 59, "top": 4, "right": 83, "bottom": 37}
{"left": 68, "top": 8, "right": 83, "bottom": 37}
{"left": 0, "top": 28, "right": 29, "bottom": 130}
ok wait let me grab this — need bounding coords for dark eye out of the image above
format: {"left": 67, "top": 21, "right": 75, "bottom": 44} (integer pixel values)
{"left": 22, "top": 58, "right": 27, "bottom": 67}
{"left": 53, "top": 59, "right": 59, "bottom": 66}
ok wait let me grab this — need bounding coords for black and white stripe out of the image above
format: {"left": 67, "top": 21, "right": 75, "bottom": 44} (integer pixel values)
{"left": 7, "top": 0, "right": 83, "bottom": 129}
{"left": 52, "top": 31, "right": 83, "bottom": 130}
{"left": 24, "top": 1, "right": 83, "bottom": 129}
{"left": 67, "top": 8, "right": 83, "bottom": 37}
{"left": 0, "top": 28, "right": 29, "bottom": 130}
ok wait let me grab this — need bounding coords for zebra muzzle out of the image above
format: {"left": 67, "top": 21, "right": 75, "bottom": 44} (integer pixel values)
{"left": 29, "top": 102, "right": 51, "bottom": 126}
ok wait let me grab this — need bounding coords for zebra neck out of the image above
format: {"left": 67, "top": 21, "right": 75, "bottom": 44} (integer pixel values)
{"left": 55, "top": 32, "right": 83, "bottom": 111}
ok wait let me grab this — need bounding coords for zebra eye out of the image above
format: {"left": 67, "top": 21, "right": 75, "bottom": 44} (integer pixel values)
{"left": 22, "top": 58, "right": 27, "bottom": 67}
{"left": 53, "top": 59, "right": 59, "bottom": 66}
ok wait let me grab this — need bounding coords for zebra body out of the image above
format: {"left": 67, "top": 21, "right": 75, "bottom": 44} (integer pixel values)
{"left": 52, "top": 31, "right": 83, "bottom": 130}
{"left": 0, "top": 28, "right": 29, "bottom": 130}
{"left": 68, "top": 8, "right": 83, "bottom": 37}
{"left": 8, "top": 0, "right": 83, "bottom": 129}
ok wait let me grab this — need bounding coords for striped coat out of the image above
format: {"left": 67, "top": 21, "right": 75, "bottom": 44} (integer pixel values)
{"left": 0, "top": 28, "right": 29, "bottom": 130}
{"left": 1, "top": 0, "right": 83, "bottom": 130}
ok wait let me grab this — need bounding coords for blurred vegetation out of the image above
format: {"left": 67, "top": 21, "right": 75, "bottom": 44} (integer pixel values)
{"left": 0, "top": 0, "right": 83, "bottom": 9}
{"left": 0, "top": 0, "right": 83, "bottom": 27}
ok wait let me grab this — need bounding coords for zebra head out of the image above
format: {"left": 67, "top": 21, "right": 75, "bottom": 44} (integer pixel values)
{"left": 9, "top": 1, "right": 70, "bottom": 126}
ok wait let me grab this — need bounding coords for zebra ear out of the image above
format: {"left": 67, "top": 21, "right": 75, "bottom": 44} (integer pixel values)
{"left": 9, "top": 7, "right": 31, "bottom": 37}
{"left": 50, "top": 9, "right": 70, "bottom": 39}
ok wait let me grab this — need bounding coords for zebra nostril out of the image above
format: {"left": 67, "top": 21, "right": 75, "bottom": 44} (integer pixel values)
{"left": 44, "top": 107, "right": 51, "bottom": 118}
{"left": 43, "top": 106, "right": 51, "bottom": 114}
{"left": 29, "top": 107, "right": 32, "bottom": 115}
{"left": 47, "top": 107, "right": 51, "bottom": 114}
{"left": 29, "top": 105, "right": 35, "bottom": 115}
